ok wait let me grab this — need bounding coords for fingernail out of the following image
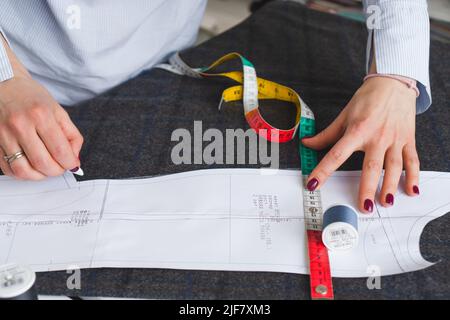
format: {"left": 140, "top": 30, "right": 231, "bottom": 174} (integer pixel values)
{"left": 386, "top": 193, "right": 394, "bottom": 206}
{"left": 306, "top": 178, "right": 319, "bottom": 191}
{"left": 70, "top": 167, "right": 79, "bottom": 173}
{"left": 413, "top": 185, "right": 420, "bottom": 195}
{"left": 364, "top": 199, "right": 374, "bottom": 213}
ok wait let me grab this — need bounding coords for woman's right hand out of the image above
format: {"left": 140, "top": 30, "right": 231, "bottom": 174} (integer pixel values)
{"left": 0, "top": 33, "right": 83, "bottom": 180}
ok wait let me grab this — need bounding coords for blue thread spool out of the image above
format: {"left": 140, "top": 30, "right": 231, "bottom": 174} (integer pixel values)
{"left": 0, "top": 264, "right": 37, "bottom": 300}
{"left": 322, "top": 205, "right": 359, "bottom": 251}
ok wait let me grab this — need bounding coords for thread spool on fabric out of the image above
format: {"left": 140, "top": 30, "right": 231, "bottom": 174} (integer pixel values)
{"left": 0, "top": 264, "right": 38, "bottom": 300}
{"left": 322, "top": 205, "right": 359, "bottom": 251}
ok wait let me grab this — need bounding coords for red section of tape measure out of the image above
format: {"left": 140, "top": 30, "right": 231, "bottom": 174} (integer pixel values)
{"left": 245, "top": 109, "right": 295, "bottom": 143}
{"left": 307, "top": 230, "right": 334, "bottom": 300}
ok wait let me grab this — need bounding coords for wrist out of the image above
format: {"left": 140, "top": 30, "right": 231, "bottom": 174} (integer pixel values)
{"left": 364, "top": 73, "right": 420, "bottom": 98}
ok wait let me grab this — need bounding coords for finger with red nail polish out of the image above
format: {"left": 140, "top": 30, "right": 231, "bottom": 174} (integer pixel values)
{"left": 364, "top": 199, "right": 374, "bottom": 213}
{"left": 306, "top": 178, "right": 319, "bottom": 191}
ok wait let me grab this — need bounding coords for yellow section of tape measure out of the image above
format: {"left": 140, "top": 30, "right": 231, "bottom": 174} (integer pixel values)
{"left": 170, "top": 52, "right": 303, "bottom": 142}
{"left": 204, "top": 71, "right": 301, "bottom": 131}
{"left": 222, "top": 71, "right": 300, "bottom": 110}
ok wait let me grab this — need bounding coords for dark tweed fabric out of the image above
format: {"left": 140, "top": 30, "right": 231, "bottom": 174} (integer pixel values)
{"left": 33, "top": 2, "right": 449, "bottom": 299}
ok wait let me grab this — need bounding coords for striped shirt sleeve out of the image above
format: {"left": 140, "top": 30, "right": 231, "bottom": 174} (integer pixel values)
{"left": 0, "top": 27, "right": 14, "bottom": 82}
{"left": 364, "top": 0, "right": 431, "bottom": 114}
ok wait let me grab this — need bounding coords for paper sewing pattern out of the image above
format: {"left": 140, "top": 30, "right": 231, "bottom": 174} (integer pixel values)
{"left": 0, "top": 169, "right": 449, "bottom": 278}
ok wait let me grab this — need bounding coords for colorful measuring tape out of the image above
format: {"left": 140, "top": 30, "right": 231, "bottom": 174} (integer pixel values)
{"left": 157, "top": 53, "right": 334, "bottom": 300}
{"left": 158, "top": 53, "right": 301, "bottom": 143}
{"left": 299, "top": 117, "right": 334, "bottom": 300}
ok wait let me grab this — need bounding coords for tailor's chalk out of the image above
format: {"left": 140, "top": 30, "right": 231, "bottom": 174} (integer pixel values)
{"left": 70, "top": 167, "right": 84, "bottom": 176}
{"left": 0, "top": 264, "right": 38, "bottom": 300}
{"left": 322, "top": 205, "right": 359, "bottom": 251}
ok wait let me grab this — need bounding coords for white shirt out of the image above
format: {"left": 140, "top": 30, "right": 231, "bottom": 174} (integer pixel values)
{"left": 0, "top": 0, "right": 431, "bottom": 112}
{"left": 0, "top": 0, "right": 207, "bottom": 105}
{"left": 364, "top": 0, "right": 431, "bottom": 113}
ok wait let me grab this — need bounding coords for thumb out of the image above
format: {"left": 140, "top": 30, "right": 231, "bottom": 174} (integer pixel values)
{"left": 301, "top": 113, "right": 346, "bottom": 150}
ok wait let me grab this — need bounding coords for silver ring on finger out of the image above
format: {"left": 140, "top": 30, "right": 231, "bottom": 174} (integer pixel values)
{"left": 3, "top": 151, "right": 26, "bottom": 165}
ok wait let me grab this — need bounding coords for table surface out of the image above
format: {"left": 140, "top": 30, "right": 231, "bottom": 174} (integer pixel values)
{"left": 34, "top": 2, "right": 449, "bottom": 299}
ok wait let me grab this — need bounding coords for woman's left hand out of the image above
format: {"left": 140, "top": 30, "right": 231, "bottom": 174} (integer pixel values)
{"left": 301, "top": 76, "right": 420, "bottom": 213}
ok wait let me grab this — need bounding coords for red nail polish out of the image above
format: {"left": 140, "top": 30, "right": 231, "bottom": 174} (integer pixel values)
{"left": 386, "top": 193, "right": 394, "bottom": 206}
{"left": 306, "top": 178, "right": 319, "bottom": 191}
{"left": 364, "top": 199, "right": 374, "bottom": 213}
{"left": 413, "top": 185, "right": 420, "bottom": 195}
{"left": 70, "top": 167, "right": 80, "bottom": 173}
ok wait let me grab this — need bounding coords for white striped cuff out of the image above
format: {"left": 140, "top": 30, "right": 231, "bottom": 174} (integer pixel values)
{"left": 365, "top": 0, "right": 431, "bottom": 114}
{"left": 0, "top": 27, "right": 14, "bottom": 82}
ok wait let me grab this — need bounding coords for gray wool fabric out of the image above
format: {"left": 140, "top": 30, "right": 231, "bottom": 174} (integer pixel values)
{"left": 29, "top": 2, "right": 449, "bottom": 299}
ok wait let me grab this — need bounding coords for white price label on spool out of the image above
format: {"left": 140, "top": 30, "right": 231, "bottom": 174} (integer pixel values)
{"left": 322, "top": 221, "right": 359, "bottom": 251}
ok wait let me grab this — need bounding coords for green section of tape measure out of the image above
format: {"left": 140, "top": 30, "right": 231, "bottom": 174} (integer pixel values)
{"left": 299, "top": 117, "right": 318, "bottom": 176}
{"left": 241, "top": 57, "right": 254, "bottom": 68}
